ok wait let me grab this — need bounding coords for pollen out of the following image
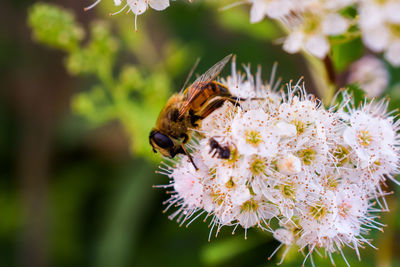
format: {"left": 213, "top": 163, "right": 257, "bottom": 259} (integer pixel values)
{"left": 309, "top": 203, "right": 327, "bottom": 220}
{"left": 250, "top": 157, "right": 266, "bottom": 176}
{"left": 241, "top": 199, "right": 258, "bottom": 212}
{"left": 357, "top": 130, "right": 372, "bottom": 147}
{"left": 280, "top": 184, "right": 296, "bottom": 199}
{"left": 225, "top": 177, "right": 236, "bottom": 189}
{"left": 245, "top": 130, "right": 262, "bottom": 146}
{"left": 297, "top": 148, "right": 316, "bottom": 165}
{"left": 293, "top": 119, "right": 306, "bottom": 135}
{"left": 333, "top": 145, "right": 350, "bottom": 166}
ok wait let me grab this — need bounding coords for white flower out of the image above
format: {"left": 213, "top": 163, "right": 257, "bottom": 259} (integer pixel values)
{"left": 249, "top": 0, "right": 294, "bottom": 23}
{"left": 231, "top": 109, "right": 279, "bottom": 157}
{"left": 385, "top": 41, "right": 400, "bottom": 66}
{"left": 280, "top": 3, "right": 350, "bottom": 58}
{"left": 127, "top": 0, "right": 169, "bottom": 15}
{"left": 348, "top": 56, "right": 389, "bottom": 98}
{"left": 322, "top": 13, "right": 350, "bottom": 36}
{"left": 277, "top": 153, "right": 302, "bottom": 175}
{"left": 236, "top": 196, "right": 279, "bottom": 229}
{"left": 359, "top": 0, "right": 400, "bottom": 66}
{"left": 85, "top": 0, "right": 170, "bottom": 30}
{"left": 284, "top": 31, "right": 331, "bottom": 58}
{"left": 335, "top": 183, "right": 369, "bottom": 238}
{"left": 157, "top": 58, "right": 400, "bottom": 265}
{"left": 273, "top": 228, "right": 295, "bottom": 245}
{"left": 343, "top": 107, "right": 397, "bottom": 168}
{"left": 170, "top": 155, "right": 205, "bottom": 209}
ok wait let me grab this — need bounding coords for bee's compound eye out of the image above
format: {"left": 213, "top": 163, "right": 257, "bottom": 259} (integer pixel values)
{"left": 152, "top": 132, "right": 174, "bottom": 149}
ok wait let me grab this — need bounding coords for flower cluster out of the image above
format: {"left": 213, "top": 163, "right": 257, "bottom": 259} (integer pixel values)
{"left": 248, "top": 0, "right": 400, "bottom": 66}
{"left": 158, "top": 60, "right": 400, "bottom": 265}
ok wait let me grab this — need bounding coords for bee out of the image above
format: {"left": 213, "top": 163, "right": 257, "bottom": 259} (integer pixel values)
{"left": 149, "top": 54, "right": 238, "bottom": 168}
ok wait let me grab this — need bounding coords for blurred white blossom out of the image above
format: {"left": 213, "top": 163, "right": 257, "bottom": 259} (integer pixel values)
{"left": 359, "top": 0, "right": 400, "bottom": 66}
{"left": 249, "top": 0, "right": 351, "bottom": 58}
{"left": 348, "top": 56, "right": 389, "bottom": 98}
{"left": 85, "top": 0, "right": 170, "bottom": 29}
{"left": 157, "top": 58, "right": 400, "bottom": 265}
{"left": 246, "top": 0, "right": 400, "bottom": 65}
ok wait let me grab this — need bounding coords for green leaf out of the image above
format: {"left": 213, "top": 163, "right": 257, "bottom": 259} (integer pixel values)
{"left": 201, "top": 234, "right": 265, "bottom": 266}
{"left": 331, "top": 37, "right": 363, "bottom": 71}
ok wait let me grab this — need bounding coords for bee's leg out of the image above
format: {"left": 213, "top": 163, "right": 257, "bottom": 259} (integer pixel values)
{"left": 180, "top": 145, "right": 198, "bottom": 170}
{"left": 189, "top": 110, "right": 202, "bottom": 127}
{"left": 181, "top": 133, "right": 189, "bottom": 144}
{"left": 230, "top": 96, "right": 265, "bottom": 102}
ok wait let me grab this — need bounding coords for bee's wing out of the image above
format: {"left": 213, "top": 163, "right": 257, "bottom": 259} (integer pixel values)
{"left": 178, "top": 54, "right": 233, "bottom": 117}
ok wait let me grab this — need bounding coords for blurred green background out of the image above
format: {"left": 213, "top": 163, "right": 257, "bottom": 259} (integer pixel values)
{"left": 1, "top": 0, "right": 400, "bottom": 266}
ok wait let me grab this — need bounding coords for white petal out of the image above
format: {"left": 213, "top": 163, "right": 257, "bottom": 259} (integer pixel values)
{"left": 305, "top": 35, "right": 329, "bottom": 58}
{"left": 250, "top": 1, "right": 267, "bottom": 23}
{"left": 114, "top": 0, "right": 122, "bottom": 6}
{"left": 128, "top": 0, "right": 147, "bottom": 15}
{"left": 385, "top": 2, "right": 400, "bottom": 23}
{"left": 283, "top": 31, "right": 304, "bottom": 54}
{"left": 322, "top": 13, "right": 349, "bottom": 36}
{"left": 149, "top": 0, "right": 169, "bottom": 11}
{"left": 264, "top": 0, "right": 292, "bottom": 19}
{"left": 361, "top": 25, "right": 389, "bottom": 52}
{"left": 273, "top": 121, "right": 297, "bottom": 138}
{"left": 273, "top": 228, "right": 294, "bottom": 245}
{"left": 385, "top": 41, "right": 400, "bottom": 66}
{"left": 359, "top": 3, "right": 384, "bottom": 29}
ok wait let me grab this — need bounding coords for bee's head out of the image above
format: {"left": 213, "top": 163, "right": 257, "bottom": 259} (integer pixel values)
{"left": 149, "top": 130, "right": 181, "bottom": 158}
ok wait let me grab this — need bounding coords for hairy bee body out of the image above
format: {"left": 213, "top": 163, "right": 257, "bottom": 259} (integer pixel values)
{"left": 155, "top": 93, "right": 195, "bottom": 141}
{"left": 149, "top": 55, "right": 235, "bottom": 164}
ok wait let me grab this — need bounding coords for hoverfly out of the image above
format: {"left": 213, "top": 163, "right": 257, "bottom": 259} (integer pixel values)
{"left": 149, "top": 54, "right": 238, "bottom": 168}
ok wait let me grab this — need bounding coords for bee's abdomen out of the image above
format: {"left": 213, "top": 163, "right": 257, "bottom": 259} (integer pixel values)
{"left": 210, "top": 82, "right": 230, "bottom": 96}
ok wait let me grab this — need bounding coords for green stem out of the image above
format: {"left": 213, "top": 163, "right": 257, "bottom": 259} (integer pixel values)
{"left": 302, "top": 52, "right": 336, "bottom": 105}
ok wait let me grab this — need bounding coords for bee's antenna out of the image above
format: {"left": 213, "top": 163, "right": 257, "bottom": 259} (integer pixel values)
{"left": 181, "top": 145, "right": 198, "bottom": 170}
{"left": 180, "top": 58, "right": 201, "bottom": 94}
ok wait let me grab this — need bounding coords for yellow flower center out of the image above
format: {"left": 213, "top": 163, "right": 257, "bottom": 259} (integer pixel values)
{"left": 241, "top": 199, "right": 258, "bottom": 212}
{"left": 370, "top": 160, "right": 381, "bottom": 173}
{"left": 227, "top": 148, "right": 239, "bottom": 164}
{"left": 357, "top": 130, "right": 372, "bottom": 147}
{"left": 211, "top": 192, "right": 224, "bottom": 206}
{"left": 280, "top": 184, "right": 296, "bottom": 199}
{"left": 245, "top": 130, "right": 262, "bottom": 146}
{"left": 390, "top": 24, "right": 400, "bottom": 37}
{"left": 309, "top": 203, "right": 327, "bottom": 220}
{"left": 293, "top": 119, "right": 305, "bottom": 135}
{"left": 297, "top": 148, "right": 316, "bottom": 165}
{"left": 303, "top": 12, "right": 321, "bottom": 34}
{"left": 225, "top": 177, "right": 235, "bottom": 189}
{"left": 333, "top": 145, "right": 350, "bottom": 166}
{"left": 250, "top": 157, "right": 267, "bottom": 176}
{"left": 325, "top": 175, "right": 338, "bottom": 190}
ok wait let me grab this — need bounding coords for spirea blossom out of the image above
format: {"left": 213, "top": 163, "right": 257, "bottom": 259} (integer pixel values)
{"left": 156, "top": 59, "right": 400, "bottom": 265}
{"left": 85, "top": 0, "right": 170, "bottom": 29}
{"left": 359, "top": 0, "right": 400, "bottom": 66}
{"left": 246, "top": 0, "right": 400, "bottom": 65}
{"left": 249, "top": 0, "right": 352, "bottom": 58}
{"left": 348, "top": 55, "right": 389, "bottom": 98}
